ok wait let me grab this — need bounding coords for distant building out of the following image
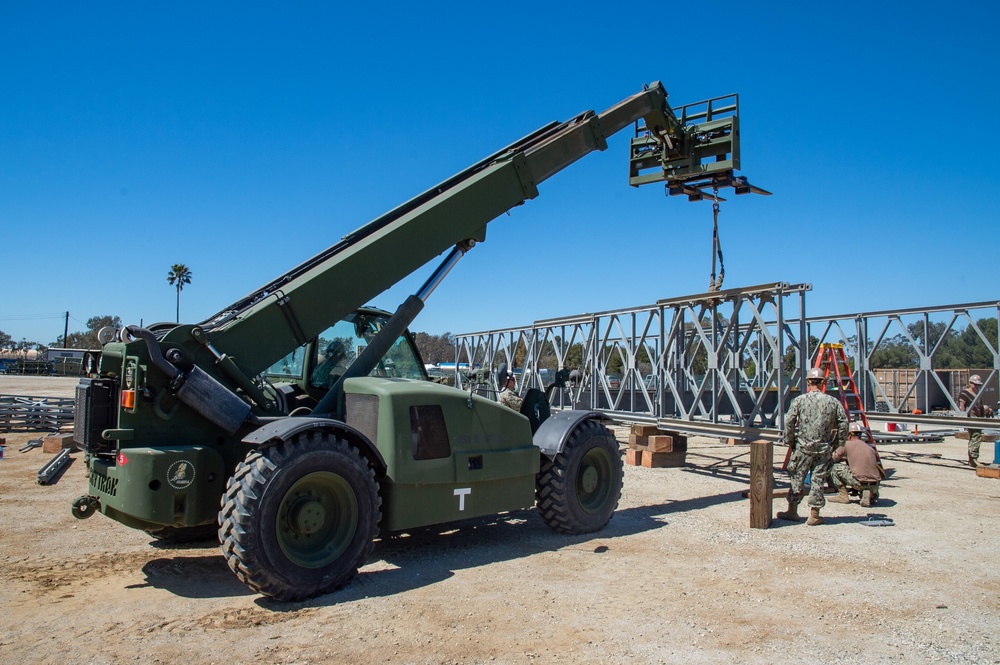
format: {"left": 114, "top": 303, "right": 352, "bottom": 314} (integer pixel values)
{"left": 44, "top": 348, "right": 88, "bottom": 376}
{"left": 44, "top": 348, "right": 85, "bottom": 363}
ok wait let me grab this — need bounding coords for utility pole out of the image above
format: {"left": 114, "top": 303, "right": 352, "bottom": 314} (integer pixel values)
{"left": 63, "top": 311, "right": 69, "bottom": 348}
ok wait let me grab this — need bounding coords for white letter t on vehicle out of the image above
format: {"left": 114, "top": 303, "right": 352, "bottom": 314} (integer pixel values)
{"left": 454, "top": 487, "right": 471, "bottom": 511}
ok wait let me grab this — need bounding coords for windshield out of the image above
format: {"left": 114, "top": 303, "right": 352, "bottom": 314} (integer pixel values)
{"left": 263, "top": 311, "right": 426, "bottom": 386}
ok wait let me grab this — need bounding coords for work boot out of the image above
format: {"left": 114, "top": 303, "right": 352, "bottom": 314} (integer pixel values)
{"left": 827, "top": 486, "right": 851, "bottom": 504}
{"left": 776, "top": 500, "right": 802, "bottom": 522}
{"left": 806, "top": 507, "right": 824, "bottom": 526}
{"left": 969, "top": 454, "right": 978, "bottom": 468}
{"left": 860, "top": 489, "right": 873, "bottom": 507}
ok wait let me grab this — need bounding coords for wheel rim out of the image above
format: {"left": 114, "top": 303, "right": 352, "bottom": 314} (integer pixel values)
{"left": 276, "top": 471, "right": 359, "bottom": 568}
{"left": 577, "top": 446, "right": 613, "bottom": 514}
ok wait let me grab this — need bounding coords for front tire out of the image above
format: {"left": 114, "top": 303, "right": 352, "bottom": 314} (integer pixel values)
{"left": 535, "top": 420, "right": 623, "bottom": 534}
{"left": 218, "top": 430, "right": 381, "bottom": 601}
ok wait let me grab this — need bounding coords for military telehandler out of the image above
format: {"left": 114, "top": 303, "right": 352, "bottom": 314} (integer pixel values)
{"left": 72, "top": 81, "right": 764, "bottom": 600}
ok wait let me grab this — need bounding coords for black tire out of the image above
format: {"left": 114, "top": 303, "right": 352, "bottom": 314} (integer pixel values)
{"left": 535, "top": 420, "right": 623, "bottom": 534}
{"left": 145, "top": 523, "right": 219, "bottom": 544}
{"left": 218, "top": 430, "right": 381, "bottom": 601}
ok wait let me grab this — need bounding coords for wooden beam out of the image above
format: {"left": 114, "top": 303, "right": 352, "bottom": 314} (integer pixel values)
{"left": 749, "top": 440, "right": 773, "bottom": 529}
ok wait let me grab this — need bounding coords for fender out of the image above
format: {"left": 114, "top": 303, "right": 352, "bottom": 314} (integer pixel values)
{"left": 243, "top": 416, "right": 387, "bottom": 475}
{"left": 532, "top": 410, "right": 613, "bottom": 459}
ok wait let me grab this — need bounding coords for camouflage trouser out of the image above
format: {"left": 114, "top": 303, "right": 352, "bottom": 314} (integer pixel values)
{"left": 829, "top": 462, "right": 879, "bottom": 498}
{"left": 786, "top": 449, "right": 833, "bottom": 509}
{"left": 968, "top": 429, "right": 982, "bottom": 464}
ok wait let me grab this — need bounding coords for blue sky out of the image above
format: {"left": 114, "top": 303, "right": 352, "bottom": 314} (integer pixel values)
{"left": 2, "top": 2, "right": 998, "bottom": 346}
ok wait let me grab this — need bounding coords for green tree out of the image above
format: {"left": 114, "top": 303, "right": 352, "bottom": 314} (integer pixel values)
{"left": 58, "top": 315, "right": 123, "bottom": 349}
{"left": 167, "top": 263, "right": 193, "bottom": 322}
{"left": 941, "top": 317, "right": 997, "bottom": 368}
{"left": 907, "top": 321, "right": 950, "bottom": 352}
{"left": 635, "top": 344, "right": 654, "bottom": 374}
{"left": 412, "top": 332, "right": 456, "bottom": 365}
{"left": 564, "top": 342, "right": 584, "bottom": 370}
{"left": 10, "top": 338, "right": 43, "bottom": 362}
{"left": 537, "top": 338, "right": 559, "bottom": 370}
{"left": 783, "top": 335, "right": 819, "bottom": 376}
{"left": 0, "top": 329, "right": 13, "bottom": 350}
{"left": 869, "top": 334, "right": 918, "bottom": 368}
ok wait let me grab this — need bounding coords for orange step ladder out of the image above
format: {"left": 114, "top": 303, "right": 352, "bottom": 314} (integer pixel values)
{"left": 814, "top": 343, "right": 879, "bottom": 456}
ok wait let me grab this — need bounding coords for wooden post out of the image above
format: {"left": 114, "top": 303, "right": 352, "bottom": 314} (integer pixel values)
{"left": 749, "top": 440, "right": 773, "bottom": 529}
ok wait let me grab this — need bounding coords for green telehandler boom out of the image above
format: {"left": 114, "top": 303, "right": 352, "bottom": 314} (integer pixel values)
{"left": 72, "top": 82, "right": 765, "bottom": 600}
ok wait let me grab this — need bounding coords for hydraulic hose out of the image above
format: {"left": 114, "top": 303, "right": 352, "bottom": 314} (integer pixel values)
{"left": 125, "top": 325, "right": 254, "bottom": 433}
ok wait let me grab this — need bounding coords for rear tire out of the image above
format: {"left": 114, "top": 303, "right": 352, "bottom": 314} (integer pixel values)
{"left": 218, "top": 430, "right": 380, "bottom": 601}
{"left": 535, "top": 420, "right": 623, "bottom": 534}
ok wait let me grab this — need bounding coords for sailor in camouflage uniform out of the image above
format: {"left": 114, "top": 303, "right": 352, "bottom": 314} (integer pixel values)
{"left": 497, "top": 365, "right": 523, "bottom": 412}
{"left": 958, "top": 374, "right": 993, "bottom": 467}
{"left": 777, "top": 366, "right": 848, "bottom": 526}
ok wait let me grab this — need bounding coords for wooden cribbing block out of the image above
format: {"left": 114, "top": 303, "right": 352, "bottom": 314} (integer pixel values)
{"left": 628, "top": 433, "right": 648, "bottom": 448}
{"left": 646, "top": 435, "right": 675, "bottom": 452}
{"left": 645, "top": 435, "right": 689, "bottom": 453}
{"left": 630, "top": 433, "right": 688, "bottom": 451}
{"left": 640, "top": 450, "right": 686, "bottom": 468}
{"left": 749, "top": 440, "right": 773, "bottom": 529}
{"left": 42, "top": 435, "right": 63, "bottom": 454}
{"left": 975, "top": 464, "right": 1000, "bottom": 479}
{"left": 625, "top": 449, "right": 643, "bottom": 466}
{"left": 630, "top": 424, "right": 659, "bottom": 437}
{"left": 42, "top": 433, "right": 76, "bottom": 454}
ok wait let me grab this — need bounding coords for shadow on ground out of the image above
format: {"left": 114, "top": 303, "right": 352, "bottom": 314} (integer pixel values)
{"left": 133, "top": 487, "right": 745, "bottom": 606}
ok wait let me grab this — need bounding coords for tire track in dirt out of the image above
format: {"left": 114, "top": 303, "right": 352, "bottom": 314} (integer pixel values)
{"left": 1, "top": 550, "right": 153, "bottom": 590}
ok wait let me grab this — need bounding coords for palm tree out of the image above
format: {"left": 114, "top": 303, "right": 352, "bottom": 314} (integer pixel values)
{"left": 166, "top": 264, "right": 193, "bottom": 322}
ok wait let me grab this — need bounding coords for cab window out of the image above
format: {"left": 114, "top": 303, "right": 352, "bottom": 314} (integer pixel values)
{"left": 309, "top": 312, "right": 426, "bottom": 389}
{"left": 264, "top": 347, "right": 305, "bottom": 381}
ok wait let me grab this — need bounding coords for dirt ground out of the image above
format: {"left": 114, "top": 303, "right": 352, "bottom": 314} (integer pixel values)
{"left": 1, "top": 375, "right": 999, "bottom": 664}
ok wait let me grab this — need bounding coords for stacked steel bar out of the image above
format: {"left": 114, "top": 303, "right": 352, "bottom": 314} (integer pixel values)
{"left": 0, "top": 396, "right": 75, "bottom": 432}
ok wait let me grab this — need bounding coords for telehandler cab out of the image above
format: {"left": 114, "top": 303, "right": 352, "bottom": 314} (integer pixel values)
{"left": 72, "top": 82, "right": 766, "bottom": 600}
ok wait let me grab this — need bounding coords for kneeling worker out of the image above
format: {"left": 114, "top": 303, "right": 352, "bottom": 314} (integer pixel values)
{"left": 827, "top": 422, "right": 882, "bottom": 507}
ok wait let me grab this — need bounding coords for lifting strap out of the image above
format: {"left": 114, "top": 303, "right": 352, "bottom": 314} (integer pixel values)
{"left": 708, "top": 193, "right": 724, "bottom": 292}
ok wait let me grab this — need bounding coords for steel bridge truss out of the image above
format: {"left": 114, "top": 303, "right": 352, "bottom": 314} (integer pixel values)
{"left": 804, "top": 301, "right": 1000, "bottom": 429}
{"left": 455, "top": 282, "right": 810, "bottom": 441}
{"left": 453, "top": 285, "right": 1000, "bottom": 440}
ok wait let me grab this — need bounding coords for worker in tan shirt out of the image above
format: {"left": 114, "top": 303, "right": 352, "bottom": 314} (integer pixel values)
{"left": 827, "top": 422, "right": 883, "bottom": 507}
